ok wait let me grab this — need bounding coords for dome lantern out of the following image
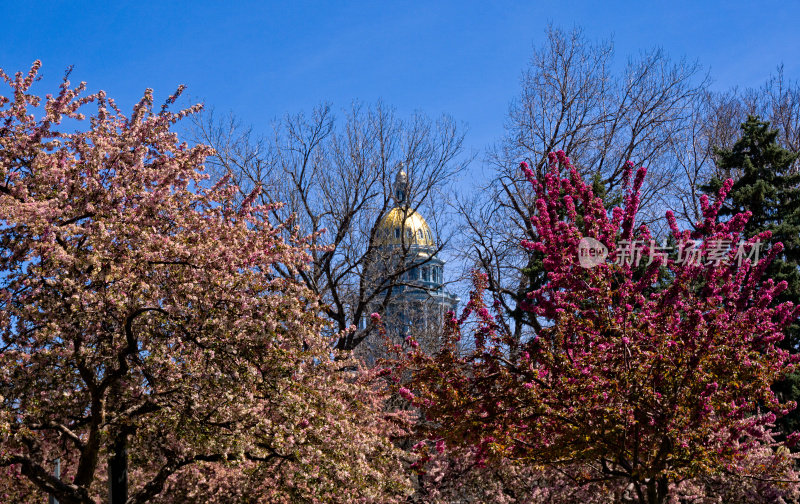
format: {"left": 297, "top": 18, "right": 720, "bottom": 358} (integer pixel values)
{"left": 394, "top": 163, "right": 409, "bottom": 206}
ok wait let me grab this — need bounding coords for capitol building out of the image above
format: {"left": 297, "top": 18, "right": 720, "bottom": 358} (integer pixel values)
{"left": 361, "top": 167, "right": 459, "bottom": 358}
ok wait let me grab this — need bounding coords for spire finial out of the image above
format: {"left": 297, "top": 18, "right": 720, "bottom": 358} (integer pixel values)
{"left": 394, "top": 162, "right": 408, "bottom": 205}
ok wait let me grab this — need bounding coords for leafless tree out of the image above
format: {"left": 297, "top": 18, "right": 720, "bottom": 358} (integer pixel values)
{"left": 743, "top": 66, "right": 800, "bottom": 156}
{"left": 666, "top": 91, "right": 743, "bottom": 223}
{"left": 189, "top": 102, "right": 468, "bottom": 354}
{"left": 459, "top": 25, "right": 708, "bottom": 341}
{"left": 669, "top": 66, "right": 800, "bottom": 224}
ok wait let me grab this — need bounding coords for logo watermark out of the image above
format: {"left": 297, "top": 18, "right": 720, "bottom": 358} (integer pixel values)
{"left": 578, "top": 237, "right": 608, "bottom": 268}
{"left": 577, "top": 239, "right": 762, "bottom": 269}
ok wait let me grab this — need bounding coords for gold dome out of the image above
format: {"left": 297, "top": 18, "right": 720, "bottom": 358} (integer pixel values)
{"left": 376, "top": 207, "right": 435, "bottom": 246}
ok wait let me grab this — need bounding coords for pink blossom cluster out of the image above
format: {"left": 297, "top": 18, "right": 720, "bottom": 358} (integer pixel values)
{"left": 0, "top": 62, "right": 413, "bottom": 503}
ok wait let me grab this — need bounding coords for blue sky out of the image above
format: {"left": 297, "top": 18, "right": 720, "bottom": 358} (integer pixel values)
{"left": 2, "top": 0, "right": 799, "bottom": 172}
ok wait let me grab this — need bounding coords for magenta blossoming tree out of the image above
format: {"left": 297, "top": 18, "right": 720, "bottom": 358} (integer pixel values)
{"left": 0, "top": 63, "right": 410, "bottom": 504}
{"left": 398, "top": 151, "right": 800, "bottom": 503}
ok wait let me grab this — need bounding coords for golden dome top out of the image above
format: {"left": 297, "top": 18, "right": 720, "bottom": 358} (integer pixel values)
{"left": 376, "top": 206, "right": 435, "bottom": 246}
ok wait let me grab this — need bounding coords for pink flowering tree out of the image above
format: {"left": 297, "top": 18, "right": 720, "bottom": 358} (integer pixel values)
{"left": 0, "top": 63, "right": 410, "bottom": 503}
{"left": 397, "top": 151, "right": 800, "bottom": 503}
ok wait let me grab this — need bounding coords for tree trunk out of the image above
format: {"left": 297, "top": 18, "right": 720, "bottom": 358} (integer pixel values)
{"left": 643, "top": 476, "right": 669, "bottom": 504}
{"left": 109, "top": 430, "right": 128, "bottom": 504}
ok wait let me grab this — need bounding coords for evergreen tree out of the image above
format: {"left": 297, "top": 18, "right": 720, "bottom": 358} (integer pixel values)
{"left": 702, "top": 115, "right": 800, "bottom": 435}
{"left": 703, "top": 116, "right": 800, "bottom": 347}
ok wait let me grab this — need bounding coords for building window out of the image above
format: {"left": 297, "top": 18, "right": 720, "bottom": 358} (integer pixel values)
{"left": 422, "top": 267, "right": 430, "bottom": 282}
{"left": 394, "top": 228, "right": 400, "bottom": 239}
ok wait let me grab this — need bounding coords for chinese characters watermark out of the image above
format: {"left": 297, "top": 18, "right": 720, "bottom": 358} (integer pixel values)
{"left": 577, "top": 238, "right": 763, "bottom": 269}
